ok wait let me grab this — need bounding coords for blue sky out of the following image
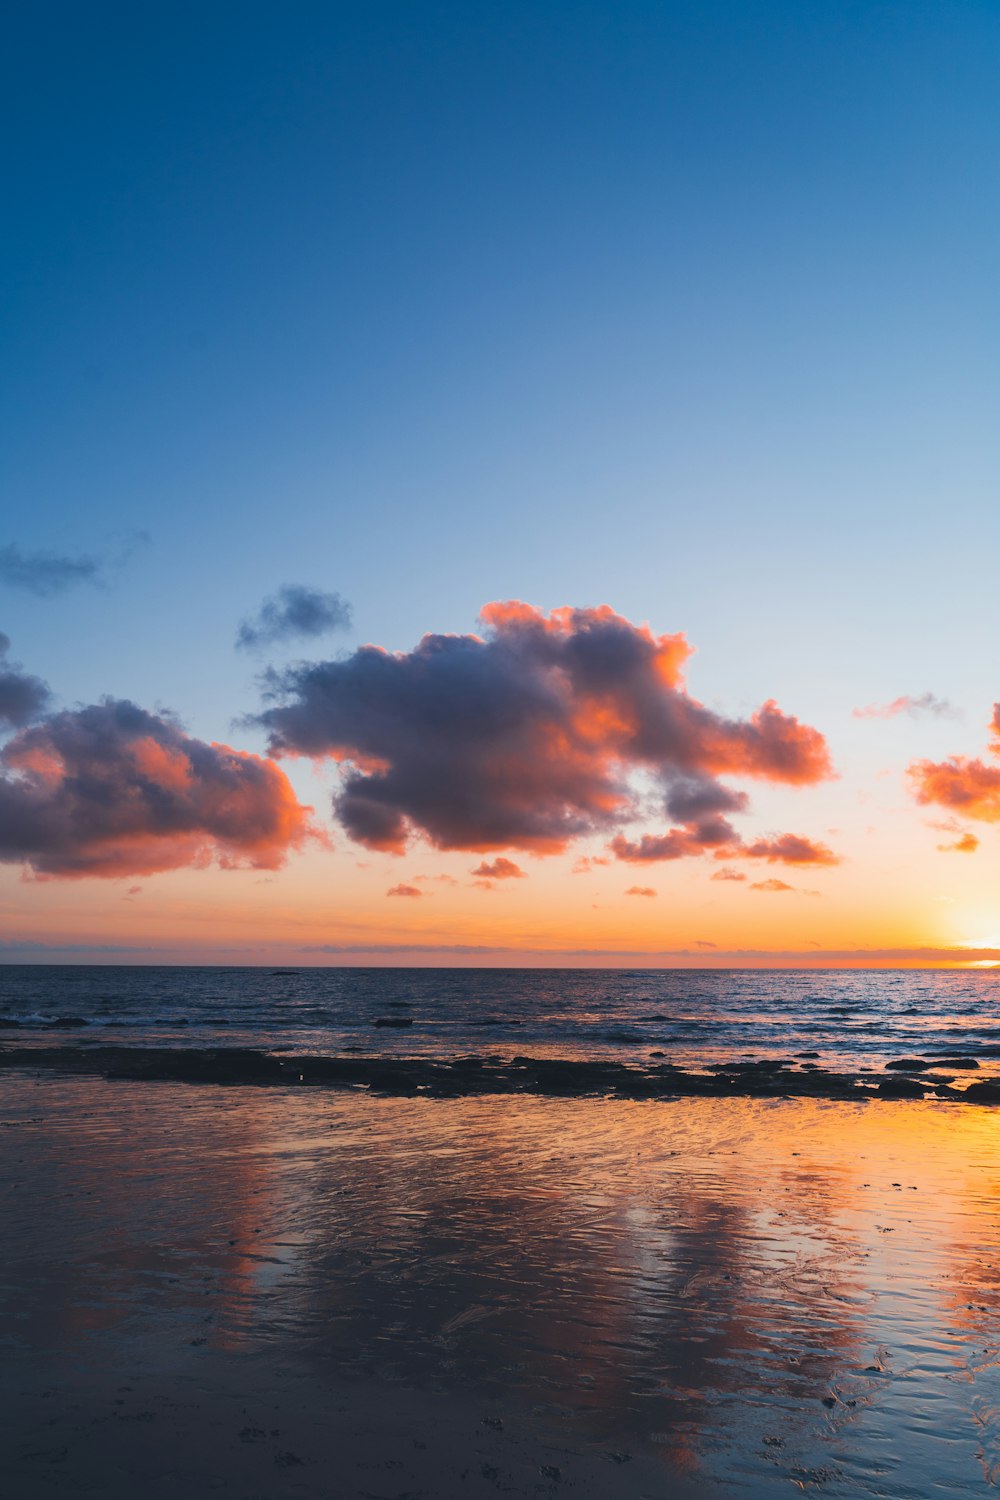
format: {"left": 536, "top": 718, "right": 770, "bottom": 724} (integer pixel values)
{"left": 5, "top": 3, "right": 999, "bottom": 726}
{"left": 2, "top": 2, "right": 1000, "bottom": 961}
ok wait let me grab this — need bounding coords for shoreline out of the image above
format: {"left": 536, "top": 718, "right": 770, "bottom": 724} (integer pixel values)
{"left": 3, "top": 1041, "right": 999, "bottom": 1101}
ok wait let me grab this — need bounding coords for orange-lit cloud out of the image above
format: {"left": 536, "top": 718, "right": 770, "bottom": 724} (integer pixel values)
{"left": 470, "top": 857, "right": 525, "bottom": 880}
{"left": 853, "top": 692, "right": 957, "bottom": 720}
{"left": 259, "top": 601, "right": 833, "bottom": 857}
{"left": 610, "top": 827, "right": 838, "bottom": 866}
{"left": 910, "top": 704, "right": 1000, "bottom": 824}
{"left": 0, "top": 699, "right": 315, "bottom": 878}
{"left": 937, "top": 832, "right": 979, "bottom": 853}
{"left": 736, "top": 834, "right": 840, "bottom": 865}
{"left": 711, "top": 867, "right": 746, "bottom": 882}
{"left": 625, "top": 885, "right": 657, "bottom": 897}
{"left": 749, "top": 878, "right": 794, "bottom": 893}
{"left": 386, "top": 883, "right": 422, "bottom": 897}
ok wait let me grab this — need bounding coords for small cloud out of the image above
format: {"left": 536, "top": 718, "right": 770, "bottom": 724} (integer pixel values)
{"left": 938, "top": 833, "right": 980, "bottom": 854}
{"left": 237, "top": 585, "right": 352, "bottom": 651}
{"left": 470, "top": 857, "right": 525, "bottom": 880}
{"left": 736, "top": 834, "right": 840, "bottom": 866}
{"left": 694, "top": 939, "right": 717, "bottom": 948}
{"left": 386, "top": 883, "right": 422, "bottom": 897}
{"left": 749, "top": 878, "right": 794, "bottom": 893}
{"left": 0, "top": 537, "right": 146, "bottom": 597}
{"left": 124, "top": 884, "right": 142, "bottom": 899}
{"left": 853, "top": 693, "right": 958, "bottom": 721}
{"left": 414, "top": 873, "right": 459, "bottom": 885}
{"left": 711, "top": 867, "right": 746, "bottom": 882}
{"left": 572, "top": 855, "right": 610, "bottom": 873}
{"left": 471, "top": 878, "right": 495, "bottom": 890}
{"left": 0, "top": 634, "right": 51, "bottom": 728}
{"left": 625, "top": 885, "right": 657, "bottom": 897}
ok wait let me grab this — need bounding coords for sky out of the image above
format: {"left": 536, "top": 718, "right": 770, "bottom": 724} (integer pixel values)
{"left": 2, "top": 0, "right": 999, "bottom": 966}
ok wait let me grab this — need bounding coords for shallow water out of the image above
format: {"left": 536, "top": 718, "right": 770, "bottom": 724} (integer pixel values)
{"left": 3, "top": 1075, "right": 1000, "bottom": 1494}
{"left": 3, "top": 964, "right": 1000, "bottom": 1075}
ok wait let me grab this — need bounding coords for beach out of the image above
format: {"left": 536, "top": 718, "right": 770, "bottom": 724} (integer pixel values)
{"left": 4, "top": 1067, "right": 1000, "bottom": 1497}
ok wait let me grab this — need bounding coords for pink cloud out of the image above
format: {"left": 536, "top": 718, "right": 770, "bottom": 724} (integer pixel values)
{"left": 259, "top": 601, "right": 832, "bottom": 856}
{"left": 853, "top": 693, "right": 957, "bottom": 720}
{"left": 0, "top": 699, "right": 316, "bottom": 879}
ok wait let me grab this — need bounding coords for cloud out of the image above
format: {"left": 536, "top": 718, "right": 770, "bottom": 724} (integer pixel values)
{"left": 0, "top": 698, "right": 316, "bottom": 877}
{"left": 625, "top": 885, "right": 657, "bottom": 897}
{"left": 237, "top": 586, "right": 352, "bottom": 651}
{"left": 736, "top": 833, "right": 840, "bottom": 865}
{"left": 909, "top": 704, "right": 1000, "bottom": 824}
{"left": 711, "top": 867, "right": 746, "bottom": 882}
{"left": 470, "top": 857, "right": 525, "bottom": 880}
{"left": 938, "top": 832, "right": 979, "bottom": 853}
{"left": 853, "top": 693, "right": 958, "bottom": 721}
{"left": 414, "top": 872, "right": 458, "bottom": 885}
{"left": 610, "top": 823, "right": 838, "bottom": 867}
{"left": 0, "top": 537, "right": 147, "bottom": 597}
{"left": 694, "top": 939, "right": 717, "bottom": 948}
{"left": 749, "top": 878, "right": 794, "bottom": 892}
{"left": 257, "top": 601, "right": 832, "bottom": 855}
{"left": 386, "top": 883, "right": 422, "bottom": 897}
{"left": 0, "top": 634, "right": 51, "bottom": 728}
{"left": 572, "top": 854, "right": 610, "bottom": 873}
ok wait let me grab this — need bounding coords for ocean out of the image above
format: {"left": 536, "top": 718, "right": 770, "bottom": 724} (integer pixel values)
{"left": 2, "top": 964, "right": 999, "bottom": 1075}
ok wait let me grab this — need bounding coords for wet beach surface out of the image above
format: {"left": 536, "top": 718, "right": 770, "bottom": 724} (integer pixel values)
{"left": 4, "top": 1075, "right": 1000, "bottom": 1496}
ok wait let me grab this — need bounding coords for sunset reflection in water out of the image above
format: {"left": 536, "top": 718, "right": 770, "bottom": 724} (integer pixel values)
{"left": 3, "top": 1077, "right": 1000, "bottom": 1494}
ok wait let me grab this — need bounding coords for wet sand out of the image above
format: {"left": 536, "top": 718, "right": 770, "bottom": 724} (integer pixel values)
{"left": 4, "top": 1074, "right": 1000, "bottom": 1496}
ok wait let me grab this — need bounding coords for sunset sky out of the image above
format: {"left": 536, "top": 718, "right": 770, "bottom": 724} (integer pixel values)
{"left": 3, "top": 1, "right": 1000, "bottom": 965}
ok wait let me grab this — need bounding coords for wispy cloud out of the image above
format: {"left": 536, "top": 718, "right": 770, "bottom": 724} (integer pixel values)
{"left": 853, "top": 693, "right": 958, "bottom": 721}
{"left": 625, "top": 885, "right": 657, "bottom": 897}
{"left": 237, "top": 585, "right": 352, "bottom": 651}
{"left": 0, "top": 535, "right": 148, "bottom": 597}
{"left": 386, "top": 883, "right": 422, "bottom": 897}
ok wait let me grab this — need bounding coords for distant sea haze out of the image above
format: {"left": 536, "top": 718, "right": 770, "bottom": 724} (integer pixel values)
{"left": 2, "top": 965, "right": 999, "bottom": 1075}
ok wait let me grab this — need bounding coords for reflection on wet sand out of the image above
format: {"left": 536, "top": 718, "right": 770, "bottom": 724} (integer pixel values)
{"left": 3, "top": 1078, "right": 1000, "bottom": 1495}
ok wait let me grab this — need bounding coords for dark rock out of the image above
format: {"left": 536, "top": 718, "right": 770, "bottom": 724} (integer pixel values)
{"left": 878, "top": 1077, "right": 926, "bottom": 1098}
{"left": 930, "top": 1056, "right": 980, "bottom": 1069}
{"left": 963, "top": 1080, "right": 1000, "bottom": 1103}
{"left": 885, "top": 1058, "right": 932, "bottom": 1071}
